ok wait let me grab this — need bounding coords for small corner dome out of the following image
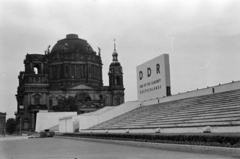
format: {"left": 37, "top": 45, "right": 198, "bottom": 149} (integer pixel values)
{"left": 112, "top": 51, "right": 118, "bottom": 56}
{"left": 51, "top": 34, "right": 93, "bottom": 53}
{"left": 110, "top": 61, "right": 121, "bottom": 67}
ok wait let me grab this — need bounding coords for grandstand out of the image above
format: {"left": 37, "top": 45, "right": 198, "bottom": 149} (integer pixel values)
{"left": 58, "top": 54, "right": 240, "bottom": 134}
{"left": 79, "top": 83, "right": 240, "bottom": 134}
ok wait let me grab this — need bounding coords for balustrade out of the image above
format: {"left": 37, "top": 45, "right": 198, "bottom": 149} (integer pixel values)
{"left": 28, "top": 76, "right": 47, "bottom": 83}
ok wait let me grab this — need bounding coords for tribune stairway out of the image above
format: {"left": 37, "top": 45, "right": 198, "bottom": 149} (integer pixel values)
{"left": 88, "top": 89, "right": 240, "bottom": 131}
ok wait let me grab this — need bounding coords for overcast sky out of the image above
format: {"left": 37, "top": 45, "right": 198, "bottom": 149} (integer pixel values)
{"left": 1, "top": 0, "right": 240, "bottom": 118}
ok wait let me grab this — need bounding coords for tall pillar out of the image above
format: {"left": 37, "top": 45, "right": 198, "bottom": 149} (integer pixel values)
{"left": 81, "top": 65, "right": 83, "bottom": 77}
{"left": 30, "top": 63, "right": 33, "bottom": 73}
{"left": 41, "top": 63, "right": 44, "bottom": 74}
{"left": 24, "top": 95, "right": 28, "bottom": 117}
{"left": 75, "top": 65, "right": 76, "bottom": 78}
{"left": 69, "top": 65, "right": 72, "bottom": 78}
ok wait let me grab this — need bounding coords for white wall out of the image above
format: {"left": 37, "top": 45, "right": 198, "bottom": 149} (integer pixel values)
{"left": 66, "top": 118, "right": 73, "bottom": 132}
{"left": 73, "top": 101, "right": 141, "bottom": 131}
{"left": 141, "top": 81, "right": 240, "bottom": 106}
{"left": 58, "top": 107, "right": 114, "bottom": 133}
{"left": 88, "top": 106, "right": 115, "bottom": 115}
{"left": 214, "top": 81, "right": 240, "bottom": 93}
{"left": 59, "top": 119, "right": 65, "bottom": 132}
{"left": 58, "top": 81, "right": 240, "bottom": 133}
{"left": 35, "top": 112, "right": 77, "bottom": 132}
{"left": 59, "top": 115, "right": 78, "bottom": 133}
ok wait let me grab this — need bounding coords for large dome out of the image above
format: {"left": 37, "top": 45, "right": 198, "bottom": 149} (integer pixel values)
{"left": 48, "top": 34, "right": 103, "bottom": 88}
{"left": 51, "top": 34, "right": 93, "bottom": 53}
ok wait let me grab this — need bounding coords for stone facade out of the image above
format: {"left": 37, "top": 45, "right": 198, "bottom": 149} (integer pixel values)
{"left": 16, "top": 34, "right": 125, "bottom": 131}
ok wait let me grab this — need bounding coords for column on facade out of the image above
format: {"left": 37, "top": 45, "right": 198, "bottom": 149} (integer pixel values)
{"left": 93, "top": 65, "right": 95, "bottom": 79}
{"left": 60, "top": 65, "right": 63, "bottom": 78}
{"left": 81, "top": 65, "right": 84, "bottom": 78}
{"left": 78, "top": 65, "right": 81, "bottom": 78}
{"left": 56, "top": 66, "right": 58, "bottom": 79}
{"left": 110, "top": 93, "right": 114, "bottom": 106}
{"left": 94, "top": 66, "right": 96, "bottom": 79}
{"left": 88, "top": 64, "right": 90, "bottom": 78}
{"left": 95, "top": 66, "right": 97, "bottom": 79}
{"left": 69, "top": 64, "right": 72, "bottom": 78}
{"left": 112, "top": 75, "right": 115, "bottom": 86}
{"left": 100, "top": 67, "right": 102, "bottom": 81}
{"left": 98, "top": 67, "right": 100, "bottom": 81}
{"left": 91, "top": 65, "right": 93, "bottom": 79}
{"left": 95, "top": 66, "right": 98, "bottom": 80}
{"left": 77, "top": 65, "right": 80, "bottom": 78}
{"left": 85, "top": 64, "right": 88, "bottom": 79}
{"left": 41, "top": 63, "right": 44, "bottom": 74}
{"left": 24, "top": 96, "right": 29, "bottom": 130}
{"left": 69, "top": 64, "right": 71, "bottom": 78}
{"left": 54, "top": 66, "right": 57, "bottom": 79}
{"left": 75, "top": 65, "right": 77, "bottom": 78}
{"left": 59, "top": 66, "right": 61, "bottom": 79}
{"left": 71, "top": 65, "right": 75, "bottom": 78}
{"left": 49, "top": 67, "right": 52, "bottom": 80}
{"left": 24, "top": 94, "right": 29, "bottom": 117}
{"left": 30, "top": 63, "right": 33, "bottom": 73}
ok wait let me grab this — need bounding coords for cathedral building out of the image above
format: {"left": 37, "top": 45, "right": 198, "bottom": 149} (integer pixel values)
{"left": 16, "top": 34, "right": 125, "bottom": 131}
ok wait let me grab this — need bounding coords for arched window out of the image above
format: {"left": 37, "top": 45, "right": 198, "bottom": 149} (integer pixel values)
{"left": 33, "top": 94, "right": 41, "bottom": 105}
{"left": 115, "top": 76, "right": 121, "bottom": 85}
{"left": 33, "top": 65, "right": 40, "bottom": 74}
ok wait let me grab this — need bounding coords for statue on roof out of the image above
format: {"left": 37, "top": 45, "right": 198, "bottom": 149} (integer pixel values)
{"left": 65, "top": 43, "right": 68, "bottom": 49}
{"left": 45, "top": 45, "right": 51, "bottom": 55}
{"left": 98, "top": 47, "right": 101, "bottom": 56}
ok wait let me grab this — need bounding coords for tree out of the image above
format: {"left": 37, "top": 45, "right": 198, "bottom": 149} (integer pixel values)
{"left": 6, "top": 118, "right": 16, "bottom": 134}
{"left": 53, "top": 96, "right": 78, "bottom": 112}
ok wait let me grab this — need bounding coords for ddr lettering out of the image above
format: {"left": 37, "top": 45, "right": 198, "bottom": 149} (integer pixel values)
{"left": 139, "top": 71, "right": 143, "bottom": 80}
{"left": 147, "top": 68, "right": 151, "bottom": 77}
{"left": 156, "top": 64, "right": 160, "bottom": 74}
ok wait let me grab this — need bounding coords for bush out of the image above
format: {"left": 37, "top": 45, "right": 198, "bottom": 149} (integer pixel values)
{"left": 61, "top": 133, "right": 240, "bottom": 148}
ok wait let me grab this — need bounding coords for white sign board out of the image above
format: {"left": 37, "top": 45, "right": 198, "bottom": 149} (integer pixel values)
{"left": 137, "top": 54, "right": 171, "bottom": 101}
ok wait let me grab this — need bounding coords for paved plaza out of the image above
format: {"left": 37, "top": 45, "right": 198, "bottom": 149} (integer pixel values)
{"left": 0, "top": 136, "right": 237, "bottom": 159}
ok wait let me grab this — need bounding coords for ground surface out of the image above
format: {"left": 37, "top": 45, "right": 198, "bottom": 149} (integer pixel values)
{"left": 0, "top": 136, "right": 237, "bottom": 159}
